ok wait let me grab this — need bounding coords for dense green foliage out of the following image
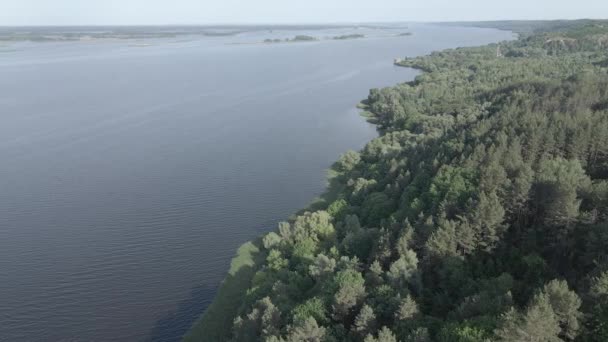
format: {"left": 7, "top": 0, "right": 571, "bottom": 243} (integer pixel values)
{"left": 193, "top": 21, "right": 608, "bottom": 341}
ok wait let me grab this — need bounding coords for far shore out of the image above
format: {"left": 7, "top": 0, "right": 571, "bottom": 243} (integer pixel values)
{"left": 230, "top": 32, "right": 414, "bottom": 46}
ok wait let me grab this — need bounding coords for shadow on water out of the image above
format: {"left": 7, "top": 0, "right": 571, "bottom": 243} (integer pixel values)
{"left": 153, "top": 161, "right": 351, "bottom": 342}
{"left": 149, "top": 239, "right": 266, "bottom": 342}
{"left": 146, "top": 284, "right": 218, "bottom": 342}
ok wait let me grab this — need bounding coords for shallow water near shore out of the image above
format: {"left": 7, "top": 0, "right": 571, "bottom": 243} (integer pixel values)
{"left": 0, "top": 24, "right": 513, "bottom": 341}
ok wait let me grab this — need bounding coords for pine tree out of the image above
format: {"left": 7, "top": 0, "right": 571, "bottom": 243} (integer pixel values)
{"left": 287, "top": 317, "right": 326, "bottom": 342}
{"left": 542, "top": 280, "right": 582, "bottom": 340}
{"left": 354, "top": 304, "right": 377, "bottom": 337}
{"left": 396, "top": 295, "right": 419, "bottom": 321}
{"left": 495, "top": 294, "right": 561, "bottom": 341}
{"left": 364, "top": 327, "right": 398, "bottom": 342}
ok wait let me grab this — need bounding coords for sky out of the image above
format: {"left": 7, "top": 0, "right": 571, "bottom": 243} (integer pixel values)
{"left": 1, "top": 0, "right": 607, "bottom": 26}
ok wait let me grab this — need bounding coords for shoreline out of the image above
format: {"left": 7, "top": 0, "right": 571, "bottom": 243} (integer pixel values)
{"left": 230, "top": 33, "right": 413, "bottom": 46}
{"left": 182, "top": 27, "right": 511, "bottom": 341}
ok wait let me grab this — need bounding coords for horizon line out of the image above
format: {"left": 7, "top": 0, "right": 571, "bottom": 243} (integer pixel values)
{"left": 0, "top": 18, "right": 605, "bottom": 28}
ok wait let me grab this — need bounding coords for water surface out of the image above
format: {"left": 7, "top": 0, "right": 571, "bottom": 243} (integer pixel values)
{"left": 0, "top": 24, "right": 514, "bottom": 341}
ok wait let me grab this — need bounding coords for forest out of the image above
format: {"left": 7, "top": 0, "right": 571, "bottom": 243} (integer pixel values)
{"left": 186, "top": 20, "right": 608, "bottom": 341}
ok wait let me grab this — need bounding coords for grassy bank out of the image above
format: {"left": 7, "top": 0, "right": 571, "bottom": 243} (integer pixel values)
{"left": 183, "top": 240, "right": 265, "bottom": 341}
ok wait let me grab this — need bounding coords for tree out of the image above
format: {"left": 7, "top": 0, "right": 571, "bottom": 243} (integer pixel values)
{"left": 396, "top": 295, "right": 419, "bottom": 321}
{"left": 292, "top": 237, "right": 319, "bottom": 262}
{"left": 454, "top": 273, "right": 514, "bottom": 319}
{"left": 331, "top": 270, "right": 367, "bottom": 321}
{"left": 366, "top": 260, "right": 385, "bottom": 287}
{"left": 395, "top": 223, "right": 415, "bottom": 257}
{"left": 437, "top": 322, "right": 489, "bottom": 342}
{"left": 279, "top": 221, "right": 292, "bottom": 241}
{"left": 541, "top": 280, "right": 582, "bottom": 340}
{"left": 495, "top": 294, "right": 561, "bottom": 342}
{"left": 267, "top": 249, "right": 289, "bottom": 271}
{"left": 362, "top": 192, "right": 395, "bottom": 224}
{"left": 586, "top": 271, "right": 608, "bottom": 340}
{"left": 387, "top": 249, "right": 419, "bottom": 289}
{"left": 293, "top": 211, "right": 335, "bottom": 241}
{"left": 328, "top": 199, "right": 349, "bottom": 220}
{"left": 354, "top": 304, "right": 377, "bottom": 337}
{"left": 470, "top": 190, "right": 505, "bottom": 251}
{"left": 425, "top": 219, "right": 460, "bottom": 258}
{"left": 590, "top": 271, "right": 608, "bottom": 298}
{"left": 404, "top": 327, "right": 430, "bottom": 342}
{"left": 365, "top": 284, "right": 400, "bottom": 325}
{"left": 427, "top": 165, "right": 477, "bottom": 214}
{"left": 336, "top": 150, "right": 361, "bottom": 173}
{"left": 333, "top": 281, "right": 366, "bottom": 322}
{"left": 371, "top": 228, "right": 393, "bottom": 264}
{"left": 287, "top": 317, "right": 326, "bottom": 342}
{"left": 342, "top": 229, "right": 376, "bottom": 261}
{"left": 309, "top": 254, "right": 337, "bottom": 280}
{"left": 233, "top": 297, "right": 282, "bottom": 341}
{"left": 534, "top": 158, "right": 589, "bottom": 227}
{"left": 264, "top": 232, "right": 283, "bottom": 250}
{"left": 364, "top": 327, "right": 398, "bottom": 342}
{"left": 292, "top": 297, "right": 328, "bottom": 325}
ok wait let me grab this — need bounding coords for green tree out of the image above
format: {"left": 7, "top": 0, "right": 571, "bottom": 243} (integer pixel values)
{"left": 437, "top": 322, "right": 489, "bottom": 342}
{"left": 233, "top": 297, "right": 282, "bottom": 341}
{"left": 287, "top": 317, "right": 326, "bottom": 342}
{"left": 470, "top": 190, "right": 505, "bottom": 251}
{"left": 541, "top": 280, "right": 582, "bottom": 340}
{"left": 331, "top": 269, "right": 367, "bottom": 321}
{"left": 309, "top": 254, "right": 337, "bottom": 280}
{"left": 395, "top": 223, "right": 415, "bottom": 257}
{"left": 586, "top": 271, "right": 608, "bottom": 340}
{"left": 267, "top": 249, "right": 289, "bottom": 271}
{"left": 293, "top": 211, "right": 335, "bottom": 241}
{"left": 264, "top": 232, "right": 283, "bottom": 250}
{"left": 292, "top": 297, "right": 328, "bottom": 325}
{"left": 364, "top": 327, "right": 398, "bottom": 342}
{"left": 495, "top": 294, "right": 561, "bottom": 342}
{"left": 534, "top": 158, "right": 589, "bottom": 226}
{"left": 396, "top": 295, "right": 419, "bottom": 321}
{"left": 336, "top": 150, "right": 361, "bottom": 173}
{"left": 354, "top": 304, "right": 377, "bottom": 337}
{"left": 387, "top": 249, "right": 419, "bottom": 289}
{"left": 425, "top": 219, "right": 460, "bottom": 258}
{"left": 328, "top": 199, "right": 348, "bottom": 220}
{"left": 404, "top": 327, "right": 430, "bottom": 342}
{"left": 366, "top": 260, "right": 385, "bottom": 287}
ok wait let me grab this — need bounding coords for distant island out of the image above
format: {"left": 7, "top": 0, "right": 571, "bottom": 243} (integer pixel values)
{"left": 332, "top": 34, "right": 366, "bottom": 40}
{"left": 263, "top": 35, "right": 318, "bottom": 44}
{"left": 261, "top": 32, "right": 413, "bottom": 45}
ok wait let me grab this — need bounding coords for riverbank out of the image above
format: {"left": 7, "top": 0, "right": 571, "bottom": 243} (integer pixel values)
{"left": 182, "top": 25, "right": 516, "bottom": 341}
{"left": 185, "top": 19, "right": 608, "bottom": 341}
{"left": 183, "top": 241, "right": 264, "bottom": 341}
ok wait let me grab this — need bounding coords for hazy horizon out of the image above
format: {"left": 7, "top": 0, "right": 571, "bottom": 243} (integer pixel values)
{"left": 0, "top": 19, "right": 606, "bottom": 28}
{"left": 1, "top": 0, "right": 607, "bottom": 26}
